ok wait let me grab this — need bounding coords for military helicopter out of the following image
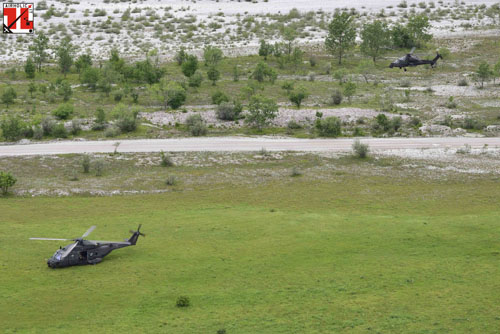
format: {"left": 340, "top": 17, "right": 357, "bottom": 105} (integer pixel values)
{"left": 30, "top": 225, "right": 144, "bottom": 268}
{"left": 389, "top": 47, "right": 442, "bottom": 71}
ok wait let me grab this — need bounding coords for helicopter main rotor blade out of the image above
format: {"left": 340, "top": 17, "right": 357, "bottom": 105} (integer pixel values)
{"left": 81, "top": 226, "right": 96, "bottom": 238}
{"left": 88, "top": 240, "right": 131, "bottom": 245}
{"left": 30, "top": 238, "right": 73, "bottom": 241}
{"left": 61, "top": 242, "right": 78, "bottom": 258}
{"left": 410, "top": 46, "right": 416, "bottom": 54}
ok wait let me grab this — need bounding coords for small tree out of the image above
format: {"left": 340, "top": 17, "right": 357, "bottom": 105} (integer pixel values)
{"left": 74, "top": 54, "right": 93, "bottom": 73}
{"left": 181, "top": 55, "right": 198, "bottom": 77}
{"left": 203, "top": 46, "right": 223, "bottom": 67}
{"left": 251, "top": 62, "right": 277, "bottom": 83}
{"left": 352, "top": 139, "right": 369, "bottom": 158}
{"left": 325, "top": 12, "right": 356, "bottom": 65}
{"left": 245, "top": 95, "right": 278, "bottom": 130}
{"left": 58, "top": 81, "right": 73, "bottom": 101}
{"left": 30, "top": 31, "right": 49, "bottom": 72}
{"left": 82, "top": 155, "right": 91, "bottom": 173}
{"left": 25, "top": 57, "right": 36, "bottom": 79}
{"left": 258, "top": 39, "right": 272, "bottom": 60}
{"left": 282, "top": 27, "right": 298, "bottom": 56}
{"left": 207, "top": 66, "right": 220, "bottom": 86}
{"left": 216, "top": 101, "right": 243, "bottom": 121}
{"left": 1, "top": 87, "right": 17, "bottom": 108}
{"left": 80, "top": 67, "right": 100, "bottom": 91}
{"left": 343, "top": 81, "right": 357, "bottom": 103}
{"left": 360, "top": 20, "right": 390, "bottom": 63}
{"left": 113, "top": 104, "right": 139, "bottom": 133}
{"left": 0, "top": 172, "right": 17, "bottom": 195}
{"left": 211, "top": 91, "right": 229, "bottom": 105}
{"left": 164, "top": 82, "right": 187, "bottom": 109}
{"left": 289, "top": 87, "right": 309, "bottom": 108}
{"left": 56, "top": 38, "right": 74, "bottom": 77}
{"left": 1, "top": 116, "right": 24, "bottom": 141}
{"left": 188, "top": 71, "right": 203, "bottom": 88}
{"left": 28, "top": 82, "right": 38, "bottom": 98}
{"left": 476, "top": 62, "right": 492, "bottom": 88}
{"left": 281, "top": 81, "right": 295, "bottom": 94}
{"left": 175, "top": 47, "right": 188, "bottom": 65}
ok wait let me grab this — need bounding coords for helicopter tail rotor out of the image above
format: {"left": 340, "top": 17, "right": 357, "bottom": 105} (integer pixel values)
{"left": 128, "top": 224, "right": 145, "bottom": 245}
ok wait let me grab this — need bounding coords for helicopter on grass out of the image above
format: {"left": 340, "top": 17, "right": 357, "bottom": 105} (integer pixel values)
{"left": 389, "top": 47, "right": 442, "bottom": 71}
{"left": 30, "top": 225, "right": 144, "bottom": 268}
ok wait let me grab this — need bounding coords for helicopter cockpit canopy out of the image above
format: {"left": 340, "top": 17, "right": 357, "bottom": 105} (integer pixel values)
{"left": 52, "top": 249, "right": 63, "bottom": 261}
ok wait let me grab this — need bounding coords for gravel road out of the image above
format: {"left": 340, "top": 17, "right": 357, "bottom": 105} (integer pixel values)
{"left": 1, "top": 137, "right": 499, "bottom": 156}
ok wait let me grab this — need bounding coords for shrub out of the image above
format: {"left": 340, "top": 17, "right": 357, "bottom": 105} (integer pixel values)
{"left": 1, "top": 116, "right": 24, "bottom": 141}
{"left": 188, "top": 71, "right": 203, "bottom": 87}
{"left": 94, "top": 159, "right": 104, "bottom": 176}
{"left": 290, "top": 167, "right": 302, "bottom": 177}
{"left": 53, "top": 103, "right": 74, "bottom": 120}
{"left": 165, "top": 82, "right": 187, "bottom": 109}
{"left": 1, "top": 86, "right": 17, "bottom": 108}
{"left": 212, "top": 91, "right": 229, "bottom": 105}
{"left": 0, "top": 171, "right": 17, "bottom": 195}
{"left": 281, "top": 81, "right": 294, "bottom": 94}
{"left": 352, "top": 139, "right": 369, "bottom": 158}
{"left": 113, "top": 105, "right": 138, "bottom": 133}
{"left": 186, "top": 114, "right": 207, "bottom": 136}
{"left": 176, "top": 296, "right": 190, "bottom": 307}
{"left": 160, "top": 151, "right": 174, "bottom": 167}
{"left": 446, "top": 96, "right": 457, "bottom": 109}
{"left": 251, "top": 62, "right": 277, "bottom": 83}
{"left": 216, "top": 101, "right": 242, "bottom": 121}
{"left": 33, "top": 126, "right": 43, "bottom": 140}
{"left": 245, "top": 95, "right": 279, "bottom": 130}
{"left": 287, "top": 120, "right": 302, "bottom": 130}
{"left": 51, "top": 123, "right": 68, "bottom": 138}
{"left": 207, "top": 66, "right": 220, "bottom": 86}
{"left": 82, "top": 155, "right": 91, "bottom": 173}
{"left": 458, "top": 78, "right": 468, "bottom": 86}
{"left": 70, "top": 119, "right": 81, "bottom": 135}
{"left": 289, "top": 87, "right": 309, "bottom": 108}
{"left": 309, "top": 55, "right": 317, "bottom": 67}
{"left": 175, "top": 47, "right": 188, "bottom": 65}
{"left": 165, "top": 176, "right": 178, "bottom": 186}
{"left": 316, "top": 116, "right": 342, "bottom": 137}
{"left": 114, "top": 92, "right": 123, "bottom": 102}
{"left": 41, "top": 117, "right": 56, "bottom": 136}
{"left": 331, "top": 89, "right": 343, "bottom": 105}
{"left": 181, "top": 55, "right": 198, "bottom": 77}
{"left": 409, "top": 116, "right": 422, "bottom": 128}
{"left": 104, "top": 126, "right": 120, "bottom": 137}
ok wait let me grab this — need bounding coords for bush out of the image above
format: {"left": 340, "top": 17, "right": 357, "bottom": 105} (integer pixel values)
{"left": 104, "top": 126, "right": 120, "bottom": 137}
{"left": 287, "top": 119, "right": 302, "bottom": 130}
{"left": 316, "top": 116, "right": 342, "bottom": 137}
{"left": 165, "top": 82, "right": 187, "bottom": 109}
{"left": 207, "top": 66, "right": 220, "bottom": 86}
{"left": 0, "top": 171, "right": 17, "bottom": 195}
{"left": 290, "top": 167, "right": 302, "bottom": 177}
{"left": 82, "top": 155, "right": 91, "bottom": 173}
{"left": 1, "top": 86, "right": 17, "bottom": 107}
{"left": 165, "top": 175, "right": 178, "bottom": 186}
{"left": 94, "top": 159, "right": 104, "bottom": 177}
{"left": 212, "top": 91, "right": 229, "bottom": 105}
{"left": 352, "top": 139, "right": 369, "bottom": 158}
{"left": 331, "top": 89, "right": 343, "bottom": 105}
{"left": 160, "top": 151, "right": 174, "bottom": 167}
{"left": 176, "top": 296, "right": 190, "bottom": 307}
{"left": 289, "top": 87, "right": 309, "bottom": 108}
{"left": 446, "top": 96, "right": 457, "bottom": 109}
{"left": 33, "top": 126, "right": 43, "bottom": 140}
{"left": 51, "top": 123, "right": 68, "bottom": 138}
{"left": 1, "top": 116, "right": 24, "bottom": 141}
{"left": 245, "top": 95, "right": 279, "bottom": 130}
{"left": 70, "top": 119, "right": 81, "bottom": 135}
{"left": 53, "top": 103, "right": 74, "bottom": 120}
{"left": 216, "top": 101, "right": 242, "bottom": 121}
{"left": 113, "top": 105, "right": 138, "bottom": 133}
{"left": 181, "top": 55, "right": 198, "bottom": 77}
{"left": 41, "top": 117, "right": 56, "bottom": 136}
{"left": 188, "top": 71, "right": 203, "bottom": 87}
{"left": 458, "top": 78, "right": 468, "bottom": 86}
{"left": 309, "top": 55, "right": 317, "bottom": 67}
{"left": 186, "top": 114, "right": 207, "bottom": 136}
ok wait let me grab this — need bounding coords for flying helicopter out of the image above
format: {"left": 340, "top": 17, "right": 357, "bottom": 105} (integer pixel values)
{"left": 30, "top": 225, "right": 144, "bottom": 268}
{"left": 389, "top": 47, "right": 442, "bottom": 71}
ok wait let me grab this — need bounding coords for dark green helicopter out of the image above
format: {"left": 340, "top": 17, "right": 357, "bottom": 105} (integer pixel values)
{"left": 30, "top": 225, "right": 144, "bottom": 268}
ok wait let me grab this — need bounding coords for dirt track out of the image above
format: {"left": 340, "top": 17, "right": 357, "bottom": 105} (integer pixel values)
{"left": 1, "top": 137, "right": 499, "bottom": 156}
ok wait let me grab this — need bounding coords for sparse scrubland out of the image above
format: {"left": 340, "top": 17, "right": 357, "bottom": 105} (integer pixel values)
{"left": 1, "top": 1, "right": 500, "bottom": 142}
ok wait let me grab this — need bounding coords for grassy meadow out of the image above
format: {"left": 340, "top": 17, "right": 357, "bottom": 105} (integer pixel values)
{"left": 1, "top": 175, "right": 499, "bottom": 333}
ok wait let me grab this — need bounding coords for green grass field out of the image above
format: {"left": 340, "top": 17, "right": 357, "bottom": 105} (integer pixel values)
{"left": 1, "top": 176, "right": 499, "bottom": 333}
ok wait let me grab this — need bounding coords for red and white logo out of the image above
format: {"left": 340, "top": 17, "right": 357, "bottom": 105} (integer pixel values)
{"left": 3, "top": 3, "right": 34, "bottom": 34}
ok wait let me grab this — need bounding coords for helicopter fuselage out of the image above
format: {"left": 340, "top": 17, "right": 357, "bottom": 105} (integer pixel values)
{"left": 48, "top": 240, "right": 131, "bottom": 268}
